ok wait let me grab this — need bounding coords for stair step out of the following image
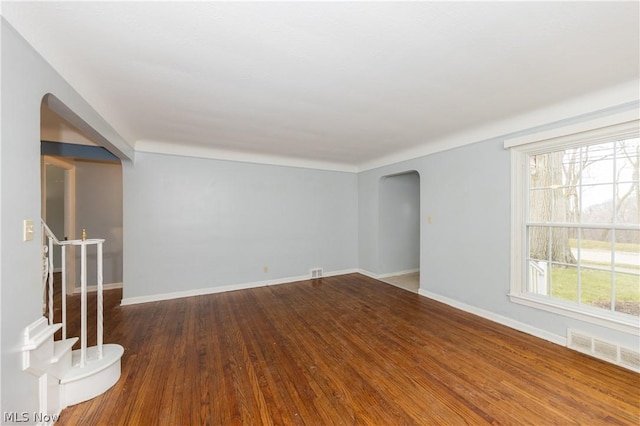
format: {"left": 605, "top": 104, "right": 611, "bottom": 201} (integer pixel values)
{"left": 59, "top": 344, "right": 124, "bottom": 407}
{"left": 23, "top": 321, "right": 62, "bottom": 351}
{"left": 60, "top": 344, "right": 124, "bottom": 383}
{"left": 52, "top": 338, "right": 78, "bottom": 363}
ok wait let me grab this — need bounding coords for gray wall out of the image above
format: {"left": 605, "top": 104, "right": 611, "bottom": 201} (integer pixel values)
{"left": 358, "top": 115, "right": 640, "bottom": 350}
{"left": 379, "top": 171, "right": 420, "bottom": 274}
{"left": 123, "top": 152, "right": 358, "bottom": 300}
{"left": 75, "top": 160, "right": 123, "bottom": 287}
{"left": 1, "top": 19, "right": 132, "bottom": 417}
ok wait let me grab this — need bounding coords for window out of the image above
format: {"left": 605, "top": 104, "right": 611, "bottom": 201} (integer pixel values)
{"left": 507, "top": 114, "right": 639, "bottom": 333}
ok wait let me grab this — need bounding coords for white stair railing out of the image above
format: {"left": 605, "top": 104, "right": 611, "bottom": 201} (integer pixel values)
{"left": 41, "top": 220, "right": 106, "bottom": 366}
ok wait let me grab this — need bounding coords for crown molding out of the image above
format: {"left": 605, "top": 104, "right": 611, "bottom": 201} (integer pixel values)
{"left": 357, "top": 80, "right": 640, "bottom": 172}
{"left": 135, "top": 139, "right": 358, "bottom": 173}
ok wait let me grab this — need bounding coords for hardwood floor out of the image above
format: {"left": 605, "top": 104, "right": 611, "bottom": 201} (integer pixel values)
{"left": 57, "top": 274, "right": 639, "bottom": 425}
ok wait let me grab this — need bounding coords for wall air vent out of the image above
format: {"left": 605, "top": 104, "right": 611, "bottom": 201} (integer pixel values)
{"left": 567, "top": 328, "right": 639, "bottom": 373}
{"left": 593, "top": 339, "right": 618, "bottom": 362}
{"left": 310, "top": 268, "right": 323, "bottom": 279}
{"left": 620, "top": 347, "right": 640, "bottom": 371}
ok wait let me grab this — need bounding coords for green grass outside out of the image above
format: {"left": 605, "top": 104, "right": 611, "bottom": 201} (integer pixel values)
{"left": 551, "top": 266, "right": 639, "bottom": 305}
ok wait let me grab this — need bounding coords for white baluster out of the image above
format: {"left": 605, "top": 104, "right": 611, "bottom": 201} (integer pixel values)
{"left": 48, "top": 237, "right": 54, "bottom": 325}
{"left": 80, "top": 241, "right": 87, "bottom": 368}
{"left": 61, "top": 245, "right": 67, "bottom": 340}
{"left": 97, "top": 242, "right": 103, "bottom": 359}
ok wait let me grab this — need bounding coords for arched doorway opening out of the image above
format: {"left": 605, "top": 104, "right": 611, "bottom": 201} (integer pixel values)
{"left": 378, "top": 170, "right": 420, "bottom": 292}
{"left": 40, "top": 95, "right": 123, "bottom": 296}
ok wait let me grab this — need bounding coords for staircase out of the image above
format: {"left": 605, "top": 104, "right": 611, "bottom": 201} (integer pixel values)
{"left": 21, "top": 221, "right": 123, "bottom": 421}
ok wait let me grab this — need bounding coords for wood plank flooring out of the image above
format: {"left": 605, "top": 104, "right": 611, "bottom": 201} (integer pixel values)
{"left": 57, "top": 273, "right": 639, "bottom": 425}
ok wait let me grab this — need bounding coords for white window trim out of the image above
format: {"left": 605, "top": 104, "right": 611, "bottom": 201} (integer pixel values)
{"left": 506, "top": 115, "right": 640, "bottom": 335}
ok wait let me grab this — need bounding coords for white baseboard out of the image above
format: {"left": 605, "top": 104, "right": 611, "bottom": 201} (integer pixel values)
{"left": 418, "top": 288, "right": 566, "bottom": 346}
{"left": 356, "top": 269, "right": 380, "bottom": 280}
{"left": 72, "top": 282, "right": 123, "bottom": 295}
{"left": 120, "top": 269, "right": 359, "bottom": 306}
{"left": 120, "top": 270, "right": 565, "bottom": 348}
{"left": 337, "top": 270, "right": 567, "bottom": 347}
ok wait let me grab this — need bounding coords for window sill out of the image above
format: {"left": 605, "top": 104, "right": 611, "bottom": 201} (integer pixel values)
{"left": 509, "top": 293, "right": 640, "bottom": 335}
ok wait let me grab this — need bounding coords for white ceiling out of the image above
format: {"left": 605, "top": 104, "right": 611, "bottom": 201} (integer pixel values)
{"left": 3, "top": 1, "right": 639, "bottom": 170}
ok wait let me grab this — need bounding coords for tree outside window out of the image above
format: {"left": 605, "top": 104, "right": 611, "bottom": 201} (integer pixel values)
{"left": 526, "top": 138, "right": 639, "bottom": 317}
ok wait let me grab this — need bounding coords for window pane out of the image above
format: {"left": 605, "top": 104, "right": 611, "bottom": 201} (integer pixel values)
{"left": 528, "top": 226, "right": 550, "bottom": 261}
{"left": 614, "top": 224, "right": 639, "bottom": 317}
{"left": 614, "top": 138, "right": 639, "bottom": 184}
{"left": 550, "top": 264, "right": 578, "bottom": 303}
{"left": 580, "top": 184, "right": 614, "bottom": 223}
{"left": 553, "top": 227, "right": 578, "bottom": 265}
{"left": 527, "top": 260, "right": 549, "bottom": 295}
{"left": 562, "top": 148, "right": 582, "bottom": 224}
{"left": 564, "top": 184, "right": 580, "bottom": 223}
{"left": 528, "top": 226, "right": 578, "bottom": 265}
{"left": 578, "top": 235, "right": 612, "bottom": 270}
{"left": 615, "top": 182, "right": 639, "bottom": 225}
{"left": 580, "top": 267, "right": 614, "bottom": 311}
{"left": 529, "top": 189, "right": 551, "bottom": 222}
{"left": 529, "top": 153, "right": 553, "bottom": 189}
{"left": 614, "top": 230, "right": 639, "bottom": 272}
{"left": 614, "top": 271, "right": 640, "bottom": 317}
{"left": 581, "top": 142, "right": 615, "bottom": 186}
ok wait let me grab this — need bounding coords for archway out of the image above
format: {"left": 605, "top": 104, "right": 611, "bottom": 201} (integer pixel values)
{"left": 40, "top": 95, "right": 124, "bottom": 295}
{"left": 378, "top": 171, "right": 420, "bottom": 292}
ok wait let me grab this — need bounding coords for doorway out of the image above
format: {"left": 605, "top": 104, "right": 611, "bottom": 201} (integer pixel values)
{"left": 41, "top": 155, "right": 76, "bottom": 295}
{"left": 378, "top": 171, "right": 421, "bottom": 292}
{"left": 40, "top": 96, "right": 123, "bottom": 294}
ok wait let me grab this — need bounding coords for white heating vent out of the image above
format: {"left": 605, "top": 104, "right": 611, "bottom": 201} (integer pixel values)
{"left": 310, "top": 268, "right": 323, "bottom": 279}
{"left": 593, "top": 339, "right": 618, "bottom": 362}
{"left": 567, "top": 329, "right": 640, "bottom": 373}
{"left": 620, "top": 347, "right": 640, "bottom": 371}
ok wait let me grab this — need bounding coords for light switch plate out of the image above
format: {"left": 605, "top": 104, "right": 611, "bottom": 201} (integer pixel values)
{"left": 23, "top": 219, "right": 34, "bottom": 241}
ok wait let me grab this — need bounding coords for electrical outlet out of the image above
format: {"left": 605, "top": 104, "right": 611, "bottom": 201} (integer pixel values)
{"left": 23, "top": 219, "right": 34, "bottom": 241}
{"left": 263, "top": 266, "right": 269, "bottom": 273}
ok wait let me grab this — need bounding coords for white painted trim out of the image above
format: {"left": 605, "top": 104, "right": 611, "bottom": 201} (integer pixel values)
{"left": 504, "top": 111, "right": 639, "bottom": 148}
{"left": 418, "top": 289, "right": 567, "bottom": 346}
{"left": 129, "top": 83, "right": 639, "bottom": 173}
{"left": 120, "top": 270, "right": 358, "bottom": 306}
{"left": 509, "top": 293, "right": 639, "bottom": 335}
{"left": 356, "top": 269, "right": 380, "bottom": 280}
{"left": 361, "top": 271, "right": 572, "bottom": 346}
{"left": 509, "top": 148, "right": 527, "bottom": 301}
{"left": 72, "top": 282, "right": 122, "bottom": 295}
{"left": 358, "top": 81, "right": 639, "bottom": 171}
{"left": 135, "top": 140, "right": 358, "bottom": 173}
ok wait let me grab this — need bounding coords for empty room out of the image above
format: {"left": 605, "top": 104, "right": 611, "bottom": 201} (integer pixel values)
{"left": 1, "top": 2, "right": 639, "bottom": 424}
